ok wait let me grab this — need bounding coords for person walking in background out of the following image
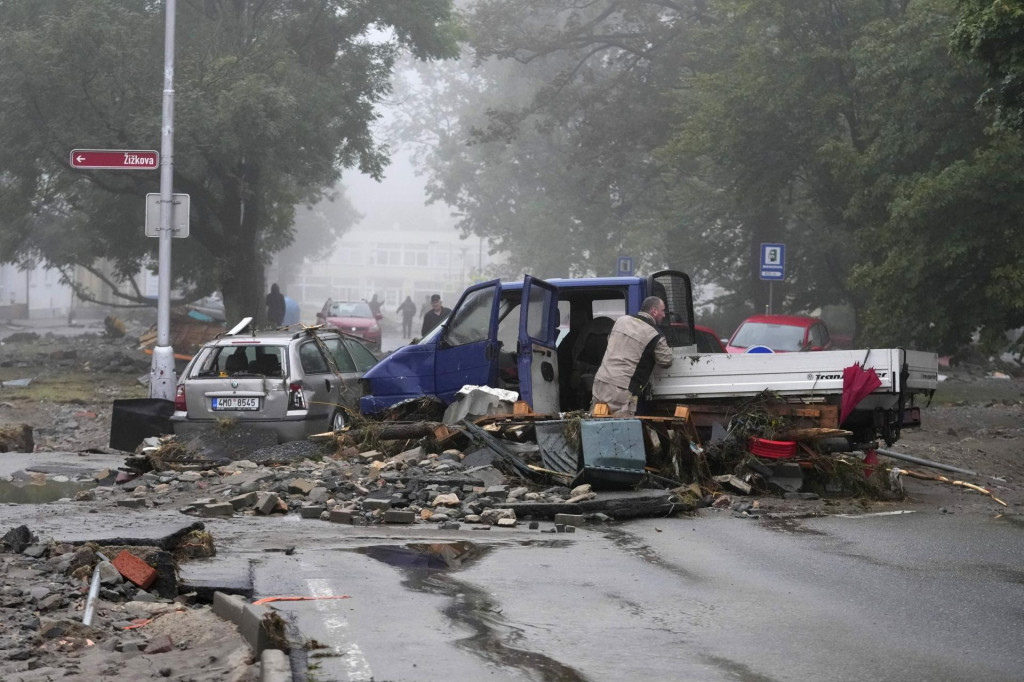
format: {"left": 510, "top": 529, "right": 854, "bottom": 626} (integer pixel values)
{"left": 265, "top": 283, "right": 285, "bottom": 327}
{"left": 421, "top": 294, "right": 451, "bottom": 336}
{"left": 396, "top": 296, "right": 417, "bottom": 338}
{"left": 368, "top": 294, "right": 383, "bottom": 319}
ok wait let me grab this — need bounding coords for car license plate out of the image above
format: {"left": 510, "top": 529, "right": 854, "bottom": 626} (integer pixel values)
{"left": 212, "top": 397, "right": 260, "bottom": 411}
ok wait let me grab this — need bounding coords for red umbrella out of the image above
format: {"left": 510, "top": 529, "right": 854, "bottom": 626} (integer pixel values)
{"left": 840, "top": 363, "right": 882, "bottom": 424}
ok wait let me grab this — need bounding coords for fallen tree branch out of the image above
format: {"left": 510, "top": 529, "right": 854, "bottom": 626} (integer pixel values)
{"left": 894, "top": 468, "right": 1007, "bottom": 506}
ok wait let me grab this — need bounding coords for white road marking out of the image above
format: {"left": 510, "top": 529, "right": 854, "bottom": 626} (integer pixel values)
{"left": 836, "top": 510, "right": 917, "bottom": 518}
{"left": 306, "top": 577, "right": 373, "bottom": 681}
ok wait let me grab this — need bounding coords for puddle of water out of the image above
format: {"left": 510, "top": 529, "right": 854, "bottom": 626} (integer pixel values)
{"left": 356, "top": 542, "right": 588, "bottom": 682}
{"left": 0, "top": 478, "right": 96, "bottom": 503}
{"left": 356, "top": 541, "right": 489, "bottom": 571}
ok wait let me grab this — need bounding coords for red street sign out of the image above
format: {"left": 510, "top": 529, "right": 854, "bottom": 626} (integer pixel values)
{"left": 70, "top": 149, "right": 159, "bottom": 170}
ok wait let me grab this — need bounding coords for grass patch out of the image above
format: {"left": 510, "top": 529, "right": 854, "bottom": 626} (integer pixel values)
{"left": 0, "top": 369, "right": 148, "bottom": 404}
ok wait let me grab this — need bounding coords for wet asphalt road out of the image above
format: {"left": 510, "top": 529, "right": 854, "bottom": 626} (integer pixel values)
{"left": 2, "top": 496, "right": 1022, "bottom": 681}
{"left": 1, "top": 453, "right": 1022, "bottom": 681}
{"left": 238, "top": 511, "right": 1023, "bottom": 682}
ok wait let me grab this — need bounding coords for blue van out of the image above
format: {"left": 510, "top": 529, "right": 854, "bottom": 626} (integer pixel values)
{"left": 359, "top": 271, "right": 696, "bottom": 415}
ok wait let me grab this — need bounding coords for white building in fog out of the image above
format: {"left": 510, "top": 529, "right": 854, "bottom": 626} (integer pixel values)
{"left": 287, "top": 224, "right": 494, "bottom": 318}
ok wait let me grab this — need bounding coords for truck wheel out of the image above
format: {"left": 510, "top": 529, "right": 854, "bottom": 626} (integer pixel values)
{"left": 331, "top": 410, "right": 346, "bottom": 433}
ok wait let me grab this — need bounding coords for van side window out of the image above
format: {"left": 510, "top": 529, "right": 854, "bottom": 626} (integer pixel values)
{"left": 444, "top": 284, "right": 497, "bottom": 347}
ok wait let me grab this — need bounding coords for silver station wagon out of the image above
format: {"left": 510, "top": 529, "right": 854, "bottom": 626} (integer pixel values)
{"left": 171, "top": 325, "right": 378, "bottom": 443}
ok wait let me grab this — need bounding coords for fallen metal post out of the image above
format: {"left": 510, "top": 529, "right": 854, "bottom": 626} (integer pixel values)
{"left": 82, "top": 551, "right": 110, "bottom": 626}
{"left": 875, "top": 448, "right": 977, "bottom": 477}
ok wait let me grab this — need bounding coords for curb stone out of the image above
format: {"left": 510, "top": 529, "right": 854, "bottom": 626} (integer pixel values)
{"left": 212, "top": 591, "right": 293, "bottom": 682}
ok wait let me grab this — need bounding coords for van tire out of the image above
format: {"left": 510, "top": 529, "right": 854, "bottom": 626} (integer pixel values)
{"left": 331, "top": 410, "right": 346, "bottom": 434}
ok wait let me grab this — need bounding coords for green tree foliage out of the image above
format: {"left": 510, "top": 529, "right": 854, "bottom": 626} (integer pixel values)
{"left": 403, "top": 0, "right": 1020, "bottom": 352}
{"left": 953, "top": 0, "right": 1024, "bottom": 131}
{"left": 852, "top": 138, "right": 1024, "bottom": 353}
{"left": 394, "top": 1, "right": 699, "bottom": 279}
{"left": 0, "top": 0, "right": 459, "bottom": 324}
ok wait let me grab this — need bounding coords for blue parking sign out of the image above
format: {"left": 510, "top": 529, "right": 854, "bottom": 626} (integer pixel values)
{"left": 760, "top": 243, "right": 785, "bottom": 280}
{"left": 616, "top": 256, "right": 634, "bottom": 276}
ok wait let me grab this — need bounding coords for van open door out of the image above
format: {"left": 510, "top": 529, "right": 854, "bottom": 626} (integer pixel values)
{"left": 648, "top": 270, "right": 696, "bottom": 348}
{"left": 434, "top": 279, "right": 502, "bottom": 404}
{"left": 518, "top": 276, "right": 560, "bottom": 414}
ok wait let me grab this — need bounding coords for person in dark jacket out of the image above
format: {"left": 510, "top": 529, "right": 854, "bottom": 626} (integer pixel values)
{"left": 590, "top": 296, "right": 673, "bottom": 416}
{"left": 368, "top": 294, "right": 383, "bottom": 319}
{"left": 396, "top": 296, "right": 418, "bottom": 338}
{"left": 265, "top": 283, "right": 285, "bottom": 327}
{"left": 421, "top": 294, "right": 451, "bottom": 336}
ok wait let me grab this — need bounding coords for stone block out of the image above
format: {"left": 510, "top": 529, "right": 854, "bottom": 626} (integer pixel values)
{"left": 229, "top": 492, "right": 259, "bottom": 510}
{"left": 255, "top": 492, "right": 280, "bottom": 515}
{"left": 299, "top": 505, "right": 326, "bottom": 519}
{"left": 329, "top": 509, "right": 355, "bottom": 524}
{"left": 287, "top": 478, "right": 315, "bottom": 495}
{"left": 116, "top": 498, "right": 146, "bottom": 509}
{"left": 383, "top": 509, "right": 416, "bottom": 524}
{"left": 484, "top": 485, "right": 509, "bottom": 501}
{"left": 200, "top": 503, "right": 235, "bottom": 517}
{"left": 362, "top": 498, "right": 391, "bottom": 511}
{"left": 553, "top": 513, "right": 586, "bottom": 527}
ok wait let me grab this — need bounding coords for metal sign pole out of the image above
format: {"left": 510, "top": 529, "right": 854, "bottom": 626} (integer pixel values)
{"left": 767, "top": 281, "right": 772, "bottom": 315}
{"left": 150, "top": 0, "right": 177, "bottom": 400}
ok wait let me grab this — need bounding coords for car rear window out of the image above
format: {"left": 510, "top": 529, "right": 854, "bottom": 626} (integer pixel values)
{"left": 192, "top": 344, "right": 286, "bottom": 377}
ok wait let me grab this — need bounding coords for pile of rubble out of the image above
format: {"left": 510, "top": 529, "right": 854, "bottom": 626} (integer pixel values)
{"left": 0, "top": 524, "right": 254, "bottom": 682}
{"left": 119, "top": 438, "right": 688, "bottom": 528}
{"left": 107, "top": 392, "right": 912, "bottom": 530}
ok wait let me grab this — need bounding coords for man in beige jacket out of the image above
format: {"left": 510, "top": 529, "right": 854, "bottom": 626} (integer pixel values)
{"left": 590, "top": 296, "right": 674, "bottom": 416}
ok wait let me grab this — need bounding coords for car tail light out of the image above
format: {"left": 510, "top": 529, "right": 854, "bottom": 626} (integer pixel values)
{"left": 288, "top": 382, "right": 306, "bottom": 409}
{"left": 174, "top": 384, "right": 187, "bottom": 411}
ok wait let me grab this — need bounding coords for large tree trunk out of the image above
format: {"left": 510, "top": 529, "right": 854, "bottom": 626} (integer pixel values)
{"left": 218, "top": 170, "right": 267, "bottom": 328}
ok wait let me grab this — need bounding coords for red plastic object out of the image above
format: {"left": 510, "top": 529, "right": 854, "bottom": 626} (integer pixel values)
{"left": 863, "top": 448, "right": 878, "bottom": 477}
{"left": 748, "top": 437, "right": 797, "bottom": 459}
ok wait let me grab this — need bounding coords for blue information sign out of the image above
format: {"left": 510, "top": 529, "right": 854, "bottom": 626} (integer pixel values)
{"left": 760, "top": 243, "right": 785, "bottom": 281}
{"left": 616, "top": 256, "right": 634, "bottom": 277}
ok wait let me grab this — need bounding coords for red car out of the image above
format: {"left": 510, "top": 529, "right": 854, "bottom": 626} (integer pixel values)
{"left": 316, "top": 299, "right": 382, "bottom": 351}
{"left": 726, "top": 314, "right": 831, "bottom": 353}
{"left": 695, "top": 325, "right": 727, "bottom": 353}
{"left": 665, "top": 323, "right": 727, "bottom": 352}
